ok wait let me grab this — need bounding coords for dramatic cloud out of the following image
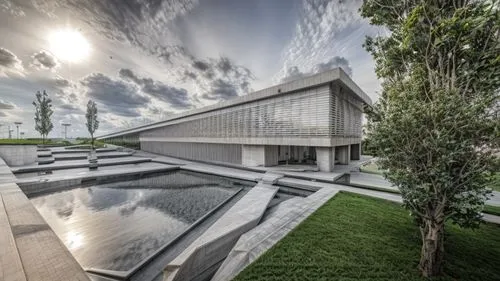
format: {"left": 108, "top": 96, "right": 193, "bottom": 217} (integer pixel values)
{"left": 202, "top": 79, "right": 238, "bottom": 100}
{"left": 281, "top": 66, "right": 305, "bottom": 83}
{"left": 282, "top": 56, "right": 353, "bottom": 82}
{"left": 276, "top": 0, "right": 365, "bottom": 81}
{"left": 0, "top": 47, "right": 23, "bottom": 76}
{"left": 192, "top": 60, "right": 210, "bottom": 71}
{"left": 31, "top": 50, "right": 59, "bottom": 69}
{"left": 181, "top": 56, "right": 254, "bottom": 101}
{"left": 80, "top": 73, "right": 150, "bottom": 117}
{"left": 119, "top": 68, "right": 192, "bottom": 109}
{"left": 9, "top": 0, "right": 199, "bottom": 56}
{"left": 0, "top": 99, "right": 17, "bottom": 122}
{"left": 312, "top": 56, "right": 352, "bottom": 76}
{"left": 0, "top": 100, "right": 16, "bottom": 110}
{"left": 0, "top": 0, "right": 380, "bottom": 137}
{"left": 0, "top": 0, "right": 24, "bottom": 16}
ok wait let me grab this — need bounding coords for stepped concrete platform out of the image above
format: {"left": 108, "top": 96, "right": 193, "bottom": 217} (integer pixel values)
{"left": 53, "top": 151, "right": 133, "bottom": 161}
{"left": 16, "top": 162, "right": 178, "bottom": 196}
{"left": 164, "top": 179, "right": 280, "bottom": 281}
{"left": 36, "top": 150, "right": 52, "bottom": 157}
{"left": 212, "top": 186, "right": 339, "bottom": 281}
{"left": 0, "top": 157, "right": 90, "bottom": 281}
{"left": 11, "top": 156, "right": 152, "bottom": 173}
{"left": 50, "top": 147, "right": 117, "bottom": 154}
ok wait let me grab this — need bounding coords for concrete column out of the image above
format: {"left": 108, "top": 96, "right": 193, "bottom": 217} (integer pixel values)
{"left": 336, "top": 145, "right": 350, "bottom": 165}
{"left": 242, "top": 145, "right": 278, "bottom": 167}
{"left": 350, "top": 143, "right": 361, "bottom": 160}
{"left": 316, "top": 147, "right": 335, "bottom": 172}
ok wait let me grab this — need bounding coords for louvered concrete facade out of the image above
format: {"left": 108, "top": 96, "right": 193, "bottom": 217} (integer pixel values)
{"left": 98, "top": 68, "right": 372, "bottom": 171}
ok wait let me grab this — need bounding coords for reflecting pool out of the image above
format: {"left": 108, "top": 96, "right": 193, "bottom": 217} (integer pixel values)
{"left": 30, "top": 171, "right": 254, "bottom": 272}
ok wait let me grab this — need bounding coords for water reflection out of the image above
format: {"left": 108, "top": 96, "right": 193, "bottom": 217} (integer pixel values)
{"left": 30, "top": 171, "right": 253, "bottom": 271}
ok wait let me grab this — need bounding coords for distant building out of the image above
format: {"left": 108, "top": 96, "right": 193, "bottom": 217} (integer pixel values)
{"left": 98, "top": 68, "right": 372, "bottom": 171}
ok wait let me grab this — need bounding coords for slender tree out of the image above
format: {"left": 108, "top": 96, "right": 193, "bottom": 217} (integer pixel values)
{"left": 32, "top": 90, "right": 54, "bottom": 144}
{"left": 361, "top": 0, "right": 499, "bottom": 277}
{"left": 86, "top": 100, "right": 99, "bottom": 150}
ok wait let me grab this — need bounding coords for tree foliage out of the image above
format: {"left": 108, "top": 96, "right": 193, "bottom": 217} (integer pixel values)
{"left": 32, "top": 90, "right": 54, "bottom": 144}
{"left": 85, "top": 100, "right": 99, "bottom": 149}
{"left": 361, "top": 0, "right": 499, "bottom": 277}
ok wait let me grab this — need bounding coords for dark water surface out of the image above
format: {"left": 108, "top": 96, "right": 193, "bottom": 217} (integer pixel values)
{"left": 30, "top": 171, "right": 253, "bottom": 272}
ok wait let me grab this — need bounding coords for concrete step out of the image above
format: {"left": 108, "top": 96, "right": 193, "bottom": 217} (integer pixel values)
{"left": 51, "top": 147, "right": 117, "bottom": 154}
{"left": 12, "top": 157, "right": 152, "bottom": 173}
{"left": 37, "top": 157, "right": 55, "bottom": 165}
{"left": 36, "top": 150, "right": 52, "bottom": 157}
{"left": 53, "top": 152, "right": 132, "bottom": 161}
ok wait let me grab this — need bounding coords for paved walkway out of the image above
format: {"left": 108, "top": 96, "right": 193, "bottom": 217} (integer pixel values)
{"left": 0, "top": 157, "right": 90, "bottom": 281}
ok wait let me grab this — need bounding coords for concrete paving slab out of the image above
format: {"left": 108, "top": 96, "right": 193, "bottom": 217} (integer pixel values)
{"left": 0, "top": 194, "right": 26, "bottom": 281}
{"left": 348, "top": 172, "right": 397, "bottom": 191}
{"left": 488, "top": 191, "right": 500, "bottom": 207}
{"left": 0, "top": 157, "right": 90, "bottom": 281}
{"left": 164, "top": 181, "right": 279, "bottom": 281}
{"left": 483, "top": 213, "right": 500, "bottom": 224}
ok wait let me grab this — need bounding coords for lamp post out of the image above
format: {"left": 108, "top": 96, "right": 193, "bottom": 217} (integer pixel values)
{"left": 61, "top": 123, "right": 71, "bottom": 140}
{"left": 14, "top": 122, "right": 22, "bottom": 139}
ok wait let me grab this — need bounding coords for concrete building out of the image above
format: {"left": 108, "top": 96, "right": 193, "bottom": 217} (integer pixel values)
{"left": 98, "top": 68, "right": 372, "bottom": 171}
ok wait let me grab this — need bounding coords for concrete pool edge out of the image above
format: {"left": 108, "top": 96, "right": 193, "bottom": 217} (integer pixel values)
{"left": 0, "top": 157, "right": 91, "bottom": 281}
{"left": 17, "top": 164, "right": 180, "bottom": 197}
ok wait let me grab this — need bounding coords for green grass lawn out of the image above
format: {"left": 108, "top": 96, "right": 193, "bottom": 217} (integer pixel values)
{"left": 234, "top": 192, "right": 500, "bottom": 281}
{"left": 484, "top": 205, "right": 500, "bottom": 216}
{"left": 0, "top": 139, "right": 71, "bottom": 145}
{"left": 490, "top": 173, "right": 500, "bottom": 192}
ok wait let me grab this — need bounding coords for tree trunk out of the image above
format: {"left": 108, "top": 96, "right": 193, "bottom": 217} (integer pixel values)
{"left": 419, "top": 219, "right": 444, "bottom": 277}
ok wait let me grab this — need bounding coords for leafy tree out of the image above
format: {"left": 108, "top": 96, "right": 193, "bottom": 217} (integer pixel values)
{"left": 85, "top": 100, "right": 99, "bottom": 149}
{"left": 361, "top": 0, "right": 499, "bottom": 277}
{"left": 32, "top": 90, "right": 54, "bottom": 144}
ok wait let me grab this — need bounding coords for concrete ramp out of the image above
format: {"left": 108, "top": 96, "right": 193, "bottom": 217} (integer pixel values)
{"left": 212, "top": 187, "right": 339, "bottom": 281}
{"left": 164, "top": 181, "right": 279, "bottom": 281}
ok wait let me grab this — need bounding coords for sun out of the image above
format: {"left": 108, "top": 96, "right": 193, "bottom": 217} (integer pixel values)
{"left": 49, "top": 29, "right": 91, "bottom": 62}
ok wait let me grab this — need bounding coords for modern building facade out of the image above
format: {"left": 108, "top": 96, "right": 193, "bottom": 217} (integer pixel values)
{"left": 98, "top": 68, "right": 372, "bottom": 171}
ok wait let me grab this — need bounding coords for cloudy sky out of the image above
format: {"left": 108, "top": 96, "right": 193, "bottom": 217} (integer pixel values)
{"left": 0, "top": 0, "right": 383, "bottom": 138}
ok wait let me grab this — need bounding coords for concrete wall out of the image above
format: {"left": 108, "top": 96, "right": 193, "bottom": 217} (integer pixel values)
{"left": 0, "top": 145, "right": 37, "bottom": 166}
{"left": 242, "top": 145, "right": 278, "bottom": 167}
{"left": 141, "top": 141, "right": 242, "bottom": 164}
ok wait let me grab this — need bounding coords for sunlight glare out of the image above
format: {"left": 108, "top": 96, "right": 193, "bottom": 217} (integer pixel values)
{"left": 66, "top": 231, "right": 84, "bottom": 250}
{"left": 49, "top": 29, "right": 90, "bottom": 62}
